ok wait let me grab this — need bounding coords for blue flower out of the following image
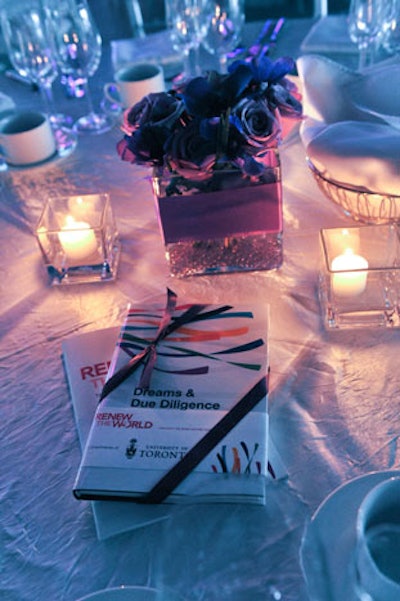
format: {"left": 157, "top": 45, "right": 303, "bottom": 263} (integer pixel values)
{"left": 229, "top": 55, "right": 295, "bottom": 86}
{"left": 117, "top": 53, "right": 302, "bottom": 177}
{"left": 182, "top": 66, "right": 253, "bottom": 118}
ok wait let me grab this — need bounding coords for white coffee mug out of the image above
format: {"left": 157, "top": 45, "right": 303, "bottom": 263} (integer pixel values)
{"left": 0, "top": 111, "right": 56, "bottom": 166}
{"left": 355, "top": 476, "right": 400, "bottom": 601}
{"left": 103, "top": 62, "right": 165, "bottom": 110}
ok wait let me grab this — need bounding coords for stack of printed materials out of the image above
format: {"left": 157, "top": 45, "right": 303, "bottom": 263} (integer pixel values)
{"left": 71, "top": 290, "right": 270, "bottom": 506}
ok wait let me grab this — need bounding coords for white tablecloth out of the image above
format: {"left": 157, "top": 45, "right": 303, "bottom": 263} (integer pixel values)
{"left": 1, "top": 19, "right": 399, "bottom": 601}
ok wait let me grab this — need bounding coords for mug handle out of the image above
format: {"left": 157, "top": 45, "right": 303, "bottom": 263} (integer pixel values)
{"left": 102, "top": 83, "right": 124, "bottom": 115}
{"left": 0, "top": 137, "right": 7, "bottom": 171}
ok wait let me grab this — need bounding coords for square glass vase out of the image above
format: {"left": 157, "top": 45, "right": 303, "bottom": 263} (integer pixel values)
{"left": 151, "top": 150, "right": 283, "bottom": 277}
{"left": 319, "top": 225, "right": 400, "bottom": 329}
{"left": 36, "top": 193, "right": 120, "bottom": 285}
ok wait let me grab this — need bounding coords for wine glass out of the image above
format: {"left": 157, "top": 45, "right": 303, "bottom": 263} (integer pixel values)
{"left": 45, "top": 0, "right": 112, "bottom": 134}
{"left": 166, "top": 0, "right": 208, "bottom": 83}
{"left": 202, "top": 0, "right": 245, "bottom": 73}
{"left": 348, "top": 0, "right": 386, "bottom": 70}
{"left": 382, "top": 0, "right": 400, "bottom": 55}
{"left": 0, "top": 2, "right": 77, "bottom": 157}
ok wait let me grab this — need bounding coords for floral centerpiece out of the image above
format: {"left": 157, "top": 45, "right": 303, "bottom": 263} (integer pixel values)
{"left": 117, "top": 55, "right": 302, "bottom": 277}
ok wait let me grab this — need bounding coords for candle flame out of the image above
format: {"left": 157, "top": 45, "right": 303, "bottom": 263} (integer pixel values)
{"left": 64, "top": 215, "right": 90, "bottom": 230}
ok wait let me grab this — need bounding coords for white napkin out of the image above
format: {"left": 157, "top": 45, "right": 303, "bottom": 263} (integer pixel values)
{"left": 297, "top": 54, "right": 365, "bottom": 123}
{"left": 304, "top": 118, "right": 400, "bottom": 195}
{"left": 297, "top": 55, "right": 400, "bottom": 195}
{"left": 345, "top": 61, "right": 400, "bottom": 128}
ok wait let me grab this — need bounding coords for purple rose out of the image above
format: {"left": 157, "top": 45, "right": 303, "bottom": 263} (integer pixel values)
{"left": 118, "top": 123, "right": 173, "bottom": 166}
{"left": 165, "top": 121, "right": 216, "bottom": 180}
{"left": 117, "top": 137, "right": 135, "bottom": 162}
{"left": 117, "top": 93, "right": 186, "bottom": 166}
{"left": 121, "top": 92, "right": 184, "bottom": 135}
{"left": 233, "top": 98, "right": 280, "bottom": 151}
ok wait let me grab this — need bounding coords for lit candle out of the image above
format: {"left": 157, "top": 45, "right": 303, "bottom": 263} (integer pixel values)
{"left": 59, "top": 215, "right": 98, "bottom": 262}
{"left": 68, "top": 195, "right": 92, "bottom": 220}
{"left": 330, "top": 228, "right": 360, "bottom": 255}
{"left": 331, "top": 248, "right": 369, "bottom": 297}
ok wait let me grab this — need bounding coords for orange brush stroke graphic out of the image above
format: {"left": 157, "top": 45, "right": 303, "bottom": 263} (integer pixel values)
{"left": 232, "top": 447, "right": 241, "bottom": 473}
{"left": 168, "top": 326, "right": 249, "bottom": 342}
{"left": 124, "top": 317, "right": 249, "bottom": 343}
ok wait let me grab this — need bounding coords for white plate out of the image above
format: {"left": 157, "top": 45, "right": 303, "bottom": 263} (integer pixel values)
{"left": 300, "top": 470, "right": 400, "bottom": 601}
{"left": 76, "top": 586, "right": 179, "bottom": 601}
{"left": 0, "top": 142, "right": 76, "bottom": 171}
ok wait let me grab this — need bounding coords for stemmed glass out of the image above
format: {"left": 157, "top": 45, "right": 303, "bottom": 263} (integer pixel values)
{"left": 202, "top": 0, "right": 245, "bottom": 73}
{"left": 382, "top": 0, "right": 400, "bottom": 55}
{"left": 0, "top": 2, "right": 77, "bottom": 157}
{"left": 45, "top": 0, "right": 112, "bottom": 134}
{"left": 348, "top": 0, "right": 386, "bottom": 70}
{"left": 166, "top": 0, "right": 208, "bottom": 83}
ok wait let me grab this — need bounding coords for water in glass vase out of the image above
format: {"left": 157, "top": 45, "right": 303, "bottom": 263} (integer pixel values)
{"left": 152, "top": 149, "right": 283, "bottom": 277}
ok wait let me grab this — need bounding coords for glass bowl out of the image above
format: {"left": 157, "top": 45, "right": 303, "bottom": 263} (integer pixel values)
{"left": 308, "top": 159, "right": 400, "bottom": 225}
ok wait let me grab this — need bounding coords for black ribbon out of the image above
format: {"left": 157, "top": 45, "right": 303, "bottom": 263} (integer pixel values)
{"left": 137, "top": 374, "right": 269, "bottom": 504}
{"left": 98, "top": 289, "right": 267, "bottom": 504}
{"left": 99, "top": 288, "right": 232, "bottom": 401}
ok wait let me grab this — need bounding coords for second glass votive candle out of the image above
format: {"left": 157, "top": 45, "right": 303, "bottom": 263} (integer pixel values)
{"left": 36, "top": 193, "right": 120, "bottom": 285}
{"left": 319, "top": 225, "right": 400, "bottom": 329}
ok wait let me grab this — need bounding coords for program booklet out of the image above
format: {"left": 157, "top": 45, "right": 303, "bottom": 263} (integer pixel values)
{"left": 73, "top": 296, "right": 271, "bottom": 505}
{"left": 63, "top": 326, "right": 169, "bottom": 540}
{"left": 63, "top": 301, "right": 287, "bottom": 537}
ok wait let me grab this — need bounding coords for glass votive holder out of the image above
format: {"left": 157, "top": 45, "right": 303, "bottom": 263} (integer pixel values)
{"left": 36, "top": 193, "right": 120, "bottom": 285}
{"left": 319, "top": 225, "right": 400, "bottom": 329}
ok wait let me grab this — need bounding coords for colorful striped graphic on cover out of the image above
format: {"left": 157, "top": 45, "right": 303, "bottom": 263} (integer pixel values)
{"left": 118, "top": 304, "right": 265, "bottom": 378}
{"left": 211, "top": 442, "right": 262, "bottom": 474}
